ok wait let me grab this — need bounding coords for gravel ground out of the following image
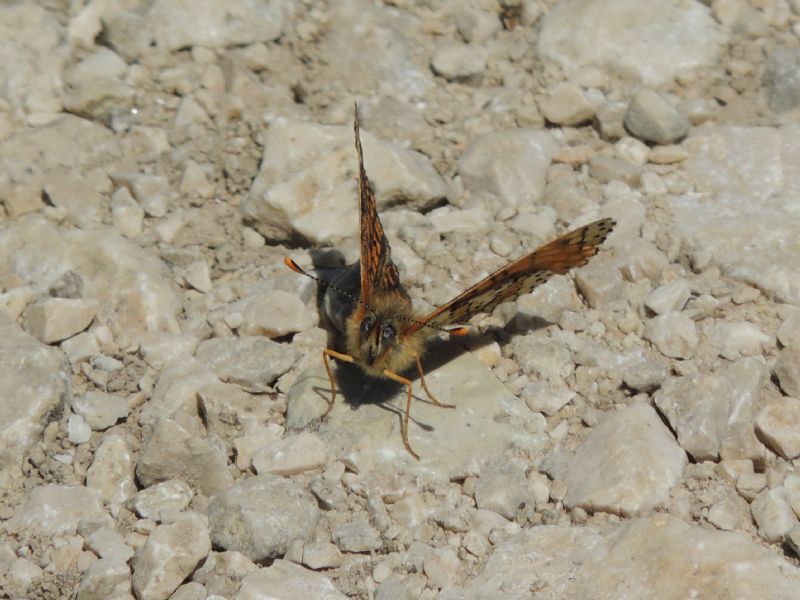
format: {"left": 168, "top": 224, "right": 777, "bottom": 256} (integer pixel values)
{"left": 2, "top": 0, "right": 800, "bottom": 599}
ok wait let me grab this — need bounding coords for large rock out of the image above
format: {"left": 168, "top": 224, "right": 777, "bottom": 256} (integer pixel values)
{"left": 677, "top": 125, "right": 800, "bottom": 305}
{"left": 0, "top": 216, "right": 181, "bottom": 348}
{"left": 538, "top": 0, "right": 725, "bottom": 86}
{"left": 0, "top": 315, "right": 69, "bottom": 478}
{"left": 242, "top": 118, "right": 446, "bottom": 244}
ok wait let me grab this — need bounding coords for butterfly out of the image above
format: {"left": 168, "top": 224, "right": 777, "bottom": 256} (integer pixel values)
{"left": 285, "top": 107, "right": 616, "bottom": 459}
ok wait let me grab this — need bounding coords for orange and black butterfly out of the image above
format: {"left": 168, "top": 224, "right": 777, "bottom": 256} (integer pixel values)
{"left": 285, "top": 108, "right": 616, "bottom": 459}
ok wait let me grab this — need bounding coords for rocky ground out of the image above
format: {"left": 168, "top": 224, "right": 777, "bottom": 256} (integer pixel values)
{"left": 2, "top": 0, "right": 800, "bottom": 598}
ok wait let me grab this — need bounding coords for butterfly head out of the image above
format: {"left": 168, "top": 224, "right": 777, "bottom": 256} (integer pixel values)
{"left": 345, "top": 299, "right": 427, "bottom": 377}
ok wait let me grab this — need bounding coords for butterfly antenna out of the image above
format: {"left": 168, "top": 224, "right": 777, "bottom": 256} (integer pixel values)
{"left": 284, "top": 257, "right": 368, "bottom": 311}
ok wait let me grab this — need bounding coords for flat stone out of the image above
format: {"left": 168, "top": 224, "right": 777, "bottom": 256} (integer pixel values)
{"left": 712, "top": 321, "right": 771, "bottom": 360}
{"left": 239, "top": 289, "right": 316, "bottom": 338}
{"left": 332, "top": 520, "right": 382, "bottom": 553}
{"left": 237, "top": 560, "right": 346, "bottom": 600}
{"left": 147, "top": 0, "right": 285, "bottom": 52}
{"left": 69, "top": 391, "right": 129, "bottom": 431}
{"left": 302, "top": 542, "right": 343, "bottom": 570}
{"left": 208, "top": 475, "right": 319, "bottom": 561}
{"left": 252, "top": 432, "right": 327, "bottom": 476}
{"left": 538, "top": 0, "right": 725, "bottom": 86}
{"left": 23, "top": 298, "right": 98, "bottom": 344}
{"left": 431, "top": 40, "right": 486, "bottom": 83}
{"left": 286, "top": 350, "right": 529, "bottom": 479}
{"left": 677, "top": 125, "right": 800, "bottom": 305}
{"left": 563, "top": 403, "right": 686, "bottom": 517}
{"left": 755, "top": 397, "right": 800, "bottom": 459}
{"left": 474, "top": 458, "right": 530, "bottom": 519}
{"left": 6, "top": 485, "right": 108, "bottom": 537}
{"left": 195, "top": 336, "right": 299, "bottom": 393}
{"left": 458, "top": 129, "right": 556, "bottom": 208}
{"left": 439, "top": 515, "right": 800, "bottom": 600}
{"left": 136, "top": 419, "right": 233, "bottom": 496}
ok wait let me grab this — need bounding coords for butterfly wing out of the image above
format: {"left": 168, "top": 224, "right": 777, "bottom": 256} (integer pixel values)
{"left": 354, "top": 110, "right": 404, "bottom": 303}
{"left": 407, "top": 218, "right": 616, "bottom": 333}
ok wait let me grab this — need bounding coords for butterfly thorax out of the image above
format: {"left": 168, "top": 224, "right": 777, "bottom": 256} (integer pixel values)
{"left": 345, "top": 291, "right": 429, "bottom": 378}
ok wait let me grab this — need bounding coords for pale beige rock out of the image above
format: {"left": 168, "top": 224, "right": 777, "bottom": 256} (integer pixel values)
{"left": 755, "top": 397, "right": 800, "bottom": 459}
{"left": 131, "top": 480, "right": 193, "bottom": 521}
{"left": 751, "top": 487, "right": 799, "bottom": 542}
{"left": 7, "top": 485, "right": 109, "bottom": 537}
{"left": 87, "top": 434, "right": 136, "bottom": 505}
{"left": 644, "top": 313, "right": 698, "bottom": 358}
{"left": 540, "top": 82, "right": 596, "bottom": 126}
{"left": 132, "top": 513, "right": 211, "bottom": 600}
{"left": 0, "top": 315, "right": 69, "bottom": 475}
{"left": 644, "top": 280, "right": 691, "bottom": 314}
{"left": 237, "top": 560, "right": 346, "bottom": 600}
{"left": 252, "top": 432, "right": 327, "bottom": 476}
{"left": 302, "top": 542, "right": 343, "bottom": 570}
{"left": 240, "top": 289, "right": 315, "bottom": 338}
{"left": 564, "top": 403, "right": 687, "bottom": 516}
{"left": 23, "top": 297, "right": 98, "bottom": 343}
{"left": 439, "top": 515, "right": 800, "bottom": 600}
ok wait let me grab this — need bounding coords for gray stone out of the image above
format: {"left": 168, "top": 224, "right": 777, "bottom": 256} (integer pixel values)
{"left": 624, "top": 89, "right": 690, "bottom": 144}
{"left": 191, "top": 551, "right": 257, "bottom": 598}
{"left": 239, "top": 288, "right": 316, "bottom": 338}
{"left": 147, "top": 0, "right": 285, "bottom": 52}
{"left": 195, "top": 336, "right": 299, "bottom": 393}
{"left": 765, "top": 46, "right": 800, "bottom": 112}
{"left": 574, "top": 261, "right": 623, "bottom": 308}
{"left": 622, "top": 359, "right": 668, "bottom": 392}
{"left": 474, "top": 458, "right": 530, "bottom": 519}
{"left": 208, "top": 475, "right": 319, "bottom": 561}
{"left": 136, "top": 419, "right": 233, "bottom": 496}
{"left": 252, "top": 432, "right": 327, "bottom": 476}
{"left": 775, "top": 347, "right": 800, "bottom": 397}
{"left": 332, "top": 520, "right": 382, "bottom": 553}
{"left": 431, "top": 40, "right": 487, "bottom": 83}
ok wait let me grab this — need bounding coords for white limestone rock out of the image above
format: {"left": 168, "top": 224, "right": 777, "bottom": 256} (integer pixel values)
{"left": 538, "top": 0, "right": 725, "bottom": 86}
{"left": 563, "top": 403, "right": 686, "bottom": 517}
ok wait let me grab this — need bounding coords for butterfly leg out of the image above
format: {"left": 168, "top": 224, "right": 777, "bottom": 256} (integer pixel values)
{"left": 414, "top": 353, "right": 454, "bottom": 409}
{"left": 322, "top": 348, "right": 354, "bottom": 418}
{"left": 381, "top": 369, "right": 420, "bottom": 461}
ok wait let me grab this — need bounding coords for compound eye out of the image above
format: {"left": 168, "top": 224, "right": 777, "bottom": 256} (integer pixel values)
{"left": 360, "top": 316, "right": 374, "bottom": 337}
{"left": 382, "top": 323, "right": 396, "bottom": 342}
